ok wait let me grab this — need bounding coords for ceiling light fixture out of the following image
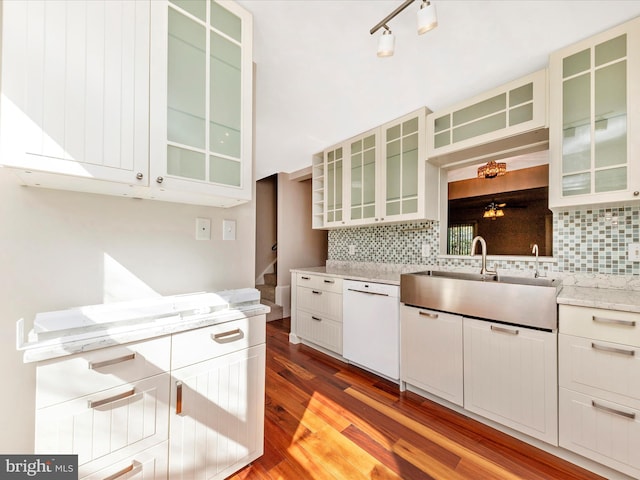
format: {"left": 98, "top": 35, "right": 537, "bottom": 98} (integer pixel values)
{"left": 377, "top": 25, "right": 395, "bottom": 57}
{"left": 477, "top": 160, "right": 507, "bottom": 179}
{"left": 483, "top": 202, "right": 505, "bottom": 220}
{"left": 370, "top": 0, "right": 438, "bottom": 57}
{"left": 417, "top": 0, "right": 437, "bottom": 34}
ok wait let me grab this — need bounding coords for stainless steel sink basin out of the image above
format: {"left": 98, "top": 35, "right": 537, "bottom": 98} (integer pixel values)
{"left": 400, "top": 270, "right": 561, "bottom": 330}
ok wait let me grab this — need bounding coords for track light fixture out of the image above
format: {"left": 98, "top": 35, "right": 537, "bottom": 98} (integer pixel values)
{"left": 377, "top": 25, "right": 395, "bottom": 57}
{"left": 370, "top": 0, "right": 438, "bottom": 57}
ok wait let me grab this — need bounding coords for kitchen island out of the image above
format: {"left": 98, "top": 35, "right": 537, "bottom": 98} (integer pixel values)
{"left": 19, "top": 289, "right": 269, "bottom": 480}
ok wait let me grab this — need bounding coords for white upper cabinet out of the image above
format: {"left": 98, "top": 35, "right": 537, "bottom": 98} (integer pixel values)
{"left": 313, "top": 107, "right": 439, "bottom": 229}
{"left": 149, "top": 0, "right": 253, "bottom": 207}
{"left": 0, "top": 0, "right": 253, "bottom": 207}
{"left": 426, "top": 70, "right": 548, "bottom": 166}
{"left": 549, "top": 17, "right": 640, "bottom": 208}
{"left": 0, "top": 0, "right": 150, "bottom": 189}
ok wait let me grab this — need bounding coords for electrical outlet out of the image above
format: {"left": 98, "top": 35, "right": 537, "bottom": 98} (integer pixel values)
{"left": 349, "top": 245, "right": 356, "bottom": 255}
{"left": 629, "top": 243, "right": 640, "bottom": 262}
{"left": 195, "top": 217, "right": 211, "bottom": 240}
{"left": 421, "top": 243, "right": 430, "bottom": 258}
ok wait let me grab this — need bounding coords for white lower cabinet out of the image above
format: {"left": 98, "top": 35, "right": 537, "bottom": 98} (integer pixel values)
{"left": 463, "top": 317, "right": 558, "bottom": 445}
{"left": 291, "top": 273, "right": 343, "bottom": 354}
{"left": 81, "top": 442, "right": 168, "bottom": 480}
{"left": 558, "top": 305, "right": 640, "bottom": 478}
{"left": 400, "top": 305, "right": 463, "bottom": 406}
{"left": 169, "top": 344, "right": 266, "bottom": 480}
{"left": 34, "top": 314, "right": 266, "bottom": 480}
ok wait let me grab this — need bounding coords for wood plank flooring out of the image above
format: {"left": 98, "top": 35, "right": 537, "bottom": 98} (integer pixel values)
{"left": 230, "top": 318, "right": 605, "bottom": 480}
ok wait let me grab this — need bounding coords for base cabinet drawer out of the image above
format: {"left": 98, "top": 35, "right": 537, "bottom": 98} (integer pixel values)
{"left": 559, "top": 334, "right": 640, "bottom": 408}
{"left": 559, "top": 388, "right": 640, "bottom": 479}
{"left": 296, "top": 273, "right": 342, "bottom": 293}
{"left": 296, "top": 286, "right": 342, "bottom": 321}
{"left": 81, "top": 442, "right": 168, "bottom": 480}
{"left": 559, "top": 305, "right": 640, "bottom": 348}
{"left": 35, "top": 373, "right": 170, "bottom": 478}
{"left": 296, "top": 310, "right": 342, "bottom": 354}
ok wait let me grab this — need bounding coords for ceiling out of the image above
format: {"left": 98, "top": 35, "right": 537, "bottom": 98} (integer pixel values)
{"left": 237, "top": 0, "right": 640, "bottom": 180}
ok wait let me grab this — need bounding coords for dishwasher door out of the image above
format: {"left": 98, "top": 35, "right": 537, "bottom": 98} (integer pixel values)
{"left": 343, "top": 280, "right": 400, "bottom": 381}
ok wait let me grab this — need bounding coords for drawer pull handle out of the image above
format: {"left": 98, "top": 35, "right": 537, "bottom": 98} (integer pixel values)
{"left": 88, "top": 353, "right": 136, "bottom": 370}
{"left": 490, "top": 325, "right": 519, "bottom": 335}
{"left": 301, "top": 276, "right": 310, "bottom": 280}
{"left": 89, "top": 388, "right": 135, "bottom": 409}
{"left": 323, "top": 279, "right": 335, "bottom": 284}
{"left": 212, "top": 328, "right": 242, "bottom": 341}
{"left": 311, "top": 316, "right": 322, "bottom": 322}
{"left": 347, "top": 288, "right": 389, "bottom": 297}
{"left": 102, "top": 461, "right": 142, "bottom": 480}
{"left": 419, "top": 311, "right": 439, "bottom": 319}
{"left": 591, "top": 342, "right": 635, "bottom": 356}
{"left": 591, "top": 400, "right": 636, "bottom": 420}
{"left": 176, "top": 381, "right": 183, "bottom": 415}
{"left": 312, "top": 290, "right": 322, "bottom": 295}
{"left": 592, "top": 315, "right": 636, "bottom": 327}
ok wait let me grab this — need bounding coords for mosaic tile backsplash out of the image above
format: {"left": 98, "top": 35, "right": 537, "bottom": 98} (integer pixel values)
{"left": 328, "top": 204, "right": 640, "bottom": 276}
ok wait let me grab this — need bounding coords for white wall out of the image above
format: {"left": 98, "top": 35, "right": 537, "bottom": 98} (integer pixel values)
{"left": 0, "top": 171, "right": 256, "bottom": 452}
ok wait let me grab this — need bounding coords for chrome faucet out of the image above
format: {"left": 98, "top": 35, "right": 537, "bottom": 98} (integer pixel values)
{"left": 470, "top": 236, "right": 497, "bottom": 275}
{"left": 532, "top": 243, "right": 545, "bottom": 278}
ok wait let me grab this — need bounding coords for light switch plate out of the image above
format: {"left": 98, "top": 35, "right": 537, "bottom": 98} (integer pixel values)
{"left": 629, "top": 243, "right": 640, "bottom": 261}
{"left": 196, "top": 217, "right": 211, "bottom": 240}
{"left": 421, "top": 243, "right": 430, "bottom": 258}
{"left": 348, "top": 245, "right": 356, "bottom": 255}
{"left": 222, "top": 219, "right": 236, "bottom": 241}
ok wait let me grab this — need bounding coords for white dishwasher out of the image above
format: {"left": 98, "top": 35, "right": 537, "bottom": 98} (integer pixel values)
{"left": 343, "top": 280, "right": 400, "bottom": 381}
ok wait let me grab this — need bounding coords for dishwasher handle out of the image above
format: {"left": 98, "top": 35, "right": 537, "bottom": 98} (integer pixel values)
{"left": 347, "top": 288, "right": 389, "bottom": 297}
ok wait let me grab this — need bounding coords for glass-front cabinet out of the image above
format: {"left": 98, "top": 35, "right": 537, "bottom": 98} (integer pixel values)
{"left": 349, "top": 130, "right": 378, "bottom": 225}
{"left": 549, "top": 17, "right": 640, "bottom": 208}
{"left": 324, "top": 145, "right": 345, "bottom": 227}
{"left": 150, "top": 0, "right": 253, "bottom": 207}
{"left": 313, "top": 107, "right": 439, "bottom": 229}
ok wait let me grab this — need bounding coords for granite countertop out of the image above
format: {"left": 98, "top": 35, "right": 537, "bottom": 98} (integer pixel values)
{"left": 18, "top": 289, "right": 270, "bottom": 363}
{"left": 557, "top": 285, "right": 640, "bottom": 314}
{"left": 290, "top": 265, "right": 418, "bottom": 285}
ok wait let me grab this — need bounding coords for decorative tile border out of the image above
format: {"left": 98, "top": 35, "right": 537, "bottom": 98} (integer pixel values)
{"left": 328, "top": 204, "right": 640, "bottom": 280}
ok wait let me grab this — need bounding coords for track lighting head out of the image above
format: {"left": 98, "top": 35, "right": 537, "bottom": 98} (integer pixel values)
{"left": 370, "top": 0, "right": 437, "bottom": 57}
{"left": 417, "top": 0, "right": 437, "bottom": 35}
{"left": 377, "top": 26, "right": 395, "bottom": 57}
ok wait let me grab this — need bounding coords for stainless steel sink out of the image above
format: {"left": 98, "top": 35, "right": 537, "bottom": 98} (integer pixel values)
{"left": 400, "top": 270, "right": 561, "bottom": 330}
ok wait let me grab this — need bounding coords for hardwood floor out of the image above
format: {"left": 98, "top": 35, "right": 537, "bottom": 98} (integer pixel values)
{"left": 230, "top": 318, "right": 605, "bottom": 480}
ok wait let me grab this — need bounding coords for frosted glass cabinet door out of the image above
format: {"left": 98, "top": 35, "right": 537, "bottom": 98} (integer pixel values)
{"left": 381, "top": 108, "right": 428, "bottom": 222}
{"left": 350, "top": 132, "right": 378, "bottom": 224}
{"left": 549, "top": 17, "right": 640, "bottom": 208}
{"left": 150, "top": 0, "right": 253, "bottom": 206}
{"left": 325, "top": 146, "right": 345, "bottom": 226}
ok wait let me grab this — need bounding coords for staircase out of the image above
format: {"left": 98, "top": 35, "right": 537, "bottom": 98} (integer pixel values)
{"left": 257, "top": 272, "right": 284, "bottom": 322}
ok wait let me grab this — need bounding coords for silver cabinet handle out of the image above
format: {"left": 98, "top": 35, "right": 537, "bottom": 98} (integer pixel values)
{"left": 89, "top": 353, "right": 136, "bottom": 370}
{"left": 176, "top": 381, "right": 183, "bottom": 415}
{"left": 418, "top": 311, "right": 439, "bottom": 319}
{"left": 323, "top": 279, "right": 335, "bottom": 284}
{"left": 102, "top": 461, "right": 142, "bottom": 480}
{"left": 212, "top": 328, "right": 242, "bottom": 341}
{"left": 89, "top": 388, "right": 135, "bottom": 409}
{"left": 156, "top": 176, "right": 164, "bottom": 184}
{"left": 347, "top": 288, "right": 389, "bottom": 297}
{"left": 312, "top": 290, "right": 322, "bottom": 295}
{"left": 591, "top": 400, "right": 636, "bottom": 419}
{"left": 490, "top": 325, "right": 519, "bottom": 335}
{"left": 311, "top": 316, "right": 322, "bottom": 322}
{"left": 592, "top": 315, "right": 636, "bottom": 327}
{"left": 591, "top": 342, "right": 635, "bottom": 356}
{"left": 135, "top": 172, "right": 144, "bottom": 180}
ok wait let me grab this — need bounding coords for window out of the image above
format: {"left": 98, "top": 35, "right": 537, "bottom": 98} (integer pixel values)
{"left": 448, "top": 223, "right": 475, "bottom": 255}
